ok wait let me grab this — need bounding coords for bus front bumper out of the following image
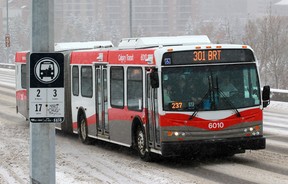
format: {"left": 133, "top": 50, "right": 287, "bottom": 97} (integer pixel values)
{"left": 160, "top": 136, "right": 266, "bottom": 157}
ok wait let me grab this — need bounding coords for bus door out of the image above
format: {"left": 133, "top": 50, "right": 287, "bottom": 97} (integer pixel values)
{"left": 146, "top": 72, "right": 160, "bottom": 150}
{"left": 95, "top": 65, "right": 109, "bottom": 137}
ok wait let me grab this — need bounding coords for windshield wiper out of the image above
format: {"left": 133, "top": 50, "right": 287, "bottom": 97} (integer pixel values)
{"left": 217, "top": 88, "right": 241, "bottom": 117}
{"left": 189, "top": 89, "right": 210, "bottom": 120}
{"left": 214, "top": 76, "right": 241, "bottom": 117}
{"left": 189, "top": 75, "right": 241, "bottom": 120}
{"left": 189, "top": 76, "right": 212, "bottom": 120}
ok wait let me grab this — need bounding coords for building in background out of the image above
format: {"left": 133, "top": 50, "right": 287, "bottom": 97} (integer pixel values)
{"left": 0, "top": 0, "right": 287, "bottom": 63}
{"left": 53, "top": 0, "right": 287, "bottom": 43}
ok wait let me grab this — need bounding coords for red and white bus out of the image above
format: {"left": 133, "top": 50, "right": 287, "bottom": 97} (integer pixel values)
{"left": 15, "top": 51, "right": 28, "bottom": 119}
{"left": 15, "top": 36, "right": 270, "bottom": 161}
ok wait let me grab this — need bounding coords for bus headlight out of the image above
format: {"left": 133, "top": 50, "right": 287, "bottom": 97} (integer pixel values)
{"left": 167, "top": 131, "right": 186, "bottom": 137}
{"left": 244, "top": 125, "right": 261, "bottom": 136}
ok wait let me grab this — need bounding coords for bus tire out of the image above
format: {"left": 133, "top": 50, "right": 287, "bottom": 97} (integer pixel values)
{"left": 78, "top": 113, "right": 91, "bottom": 145}
{"left": 136, "top": 126, "right": 151, "bottom": 162}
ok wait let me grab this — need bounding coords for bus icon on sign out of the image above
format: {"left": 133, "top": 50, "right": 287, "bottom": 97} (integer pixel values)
{"left": 34, "top": 57, "right": 60, "bottom": 84}
{"left": 40, "top": 61, "right": 54, "bottom": 79}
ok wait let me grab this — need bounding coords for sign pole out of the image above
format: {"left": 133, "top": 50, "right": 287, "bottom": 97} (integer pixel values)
{"left": 30, "top": 0, "right": 55, "bottom": 183}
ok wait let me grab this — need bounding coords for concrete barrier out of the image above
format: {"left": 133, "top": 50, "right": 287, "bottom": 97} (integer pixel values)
{"left": 0, "top": 63, "right": 15, "bottom": 69}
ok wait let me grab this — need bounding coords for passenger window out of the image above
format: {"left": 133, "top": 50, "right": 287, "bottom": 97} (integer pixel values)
{"left": 72, "top": 66, "right": 79, "bottom": 96}
{"left": 110, "top": 67, "right": 124, "bottom": 108}
{"left": 81, "top": 66, "right": 93, "bottom": 98}
{"left": 127, "top": 67, "right": 143, "bottom": 111}
{"left": 21, "top": 64, "right": 27, "bottom": 89}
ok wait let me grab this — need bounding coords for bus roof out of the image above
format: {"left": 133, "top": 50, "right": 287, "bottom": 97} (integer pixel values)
{"left": 159, "top": 44, "right": 253, "bottom": 51}
{"left": 54, "top": 41, "right": 113, "bottom": 51}
{"left": 118, "top": 35, "right": 211, "bottom": 49}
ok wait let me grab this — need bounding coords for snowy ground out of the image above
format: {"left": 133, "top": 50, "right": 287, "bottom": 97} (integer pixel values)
{"left": 0, "top": 99, "right": 287, "bottom": 184}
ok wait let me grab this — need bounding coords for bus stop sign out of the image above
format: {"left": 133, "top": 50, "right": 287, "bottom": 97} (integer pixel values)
{"left": 29, "top": 53, "right": 64, "bottom": 123}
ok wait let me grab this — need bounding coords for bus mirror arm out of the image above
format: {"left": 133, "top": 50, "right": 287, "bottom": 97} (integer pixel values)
{"left": 150, "top": 69, "right": 159, "bottom": 88}
{"left": 262, "top": 85, "right": 270, "bottom": 108}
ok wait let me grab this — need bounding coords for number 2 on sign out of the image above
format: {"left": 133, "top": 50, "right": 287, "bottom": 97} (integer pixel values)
{"left": 37, "top": 89, "right": 40, "bottom": 97}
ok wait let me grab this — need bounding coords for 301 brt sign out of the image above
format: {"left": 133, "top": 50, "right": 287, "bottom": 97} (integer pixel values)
{"left": 29, "top": 53, "right": 64, "bottom": 123}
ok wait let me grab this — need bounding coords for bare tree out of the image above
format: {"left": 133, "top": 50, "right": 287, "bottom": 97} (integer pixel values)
{"left": 193, "top": 19, "right": 224, "bottom": 43}
{"left": 243, "top": 14, "right": 288, "bottom": 89}
{"left": 184, "top": 16, "right": 194, "bottom": 35}
{"left": 134, "top": 25, "right": 145, "bottom": 37}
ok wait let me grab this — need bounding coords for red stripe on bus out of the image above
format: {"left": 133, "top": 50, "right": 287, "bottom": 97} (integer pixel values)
{"left": 108, "top": 49, "right": 155, "bottom": 65}
{"left": 70, "top": 50, "right": 109, "bottom": 64}
{"left": 72, "top": 107, "right": 147, "bottom": 130}
{"left": 16, "top": 90, "right": 27, "bottom": 101}
{"left": 72, "top": 113, "right": 97, "bottom": 130}
{"left": 159, "top": 108, "right": 262, "bottom": 131}
{"left": 108, "top": 107, "right": 147, "bottom": 123}
{"left": 15, "top": 52, "right": 28, "bottom": 63}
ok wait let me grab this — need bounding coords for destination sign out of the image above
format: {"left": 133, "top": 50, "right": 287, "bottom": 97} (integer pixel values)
{"left": 193, "top": 50, "right": 222, "bottom": 62}
{"left": 162, "top": 49, "right": 255, "bottom": 65}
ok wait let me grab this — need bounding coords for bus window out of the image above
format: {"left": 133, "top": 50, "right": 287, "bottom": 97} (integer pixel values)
{"left": 72, "top": 66, "right": 79, "bottom": 96}
{"left": 81, "top": 66, "right": 92, "bottom": 98}
{"left": 110, "top": 67, "right": 124, "bottom": 108}
{"left": 162, "top": 64, "right": 260, "bottom": 111}
{"left": 21, "top": 64, "right": 26, "bottom": 89}
{"left": 243, "top": 68, "right": 260, "bottom": 104}
{"left": 127, "top": 67, "right": 143, "bottom": 111}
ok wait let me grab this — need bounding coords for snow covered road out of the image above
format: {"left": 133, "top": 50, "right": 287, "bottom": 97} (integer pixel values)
{"left": 1, "top": 68, "right": 288, "bottom": 183}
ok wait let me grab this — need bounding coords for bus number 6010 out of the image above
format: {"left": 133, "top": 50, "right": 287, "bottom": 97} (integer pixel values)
{"left": 208, "top": 122, "right": 224, "bottom": 129}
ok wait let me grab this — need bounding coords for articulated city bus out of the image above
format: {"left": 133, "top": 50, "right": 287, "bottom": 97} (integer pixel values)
{"left": 15, "top": 36, "right": 270, "bottom": 161}
{"left": 15, "top": 51, "right": 28, "bottom": 119}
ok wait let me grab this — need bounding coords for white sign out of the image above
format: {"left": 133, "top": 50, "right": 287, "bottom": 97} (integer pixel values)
{"left": 29, "top": 53, "right": 64, "bottom": 123}
{"left": 29, "top": 88, "right": 64, "bottom": 123}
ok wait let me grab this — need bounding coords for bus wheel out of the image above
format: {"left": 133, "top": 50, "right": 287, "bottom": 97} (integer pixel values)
{"left": 136, "top": 126, "right": 151, "bottom": 162}
{"left": 78, "top": 114, "right": 91, "bottom": 145}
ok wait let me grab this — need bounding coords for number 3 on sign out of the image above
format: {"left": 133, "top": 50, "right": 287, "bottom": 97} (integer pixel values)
{"left": 53, "top": 89, "right": 57, "bottom": 97}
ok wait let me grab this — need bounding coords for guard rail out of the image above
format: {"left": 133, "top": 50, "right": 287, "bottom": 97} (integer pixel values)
{"left": 0, "top": 63, "right": 15, "bottom": 69}
{"left": 0, "top": 63, "right": 287, "bottom": 100}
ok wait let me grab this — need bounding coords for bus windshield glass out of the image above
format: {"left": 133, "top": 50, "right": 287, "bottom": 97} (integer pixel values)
{"left": 162, "top": 64, "right": 260, "bottom": 111}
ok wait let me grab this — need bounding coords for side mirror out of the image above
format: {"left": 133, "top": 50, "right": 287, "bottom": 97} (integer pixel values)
{"left": 150, "top": 70, "right": 159, "bottom": 88}
{"left": 262, "top": 85, "right": 270, "bottom": 108}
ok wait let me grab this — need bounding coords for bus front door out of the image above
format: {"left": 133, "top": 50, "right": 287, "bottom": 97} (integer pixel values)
{"left": 146, "top": 72, "right": 160, "bottom": 150}
{"left": 95, "top": 65, "right": 109, "bottom": 137}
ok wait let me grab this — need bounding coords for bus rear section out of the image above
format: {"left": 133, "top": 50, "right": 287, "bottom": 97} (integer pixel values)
{"left": 15, "top": 51, "right": 28, "bottom": 119}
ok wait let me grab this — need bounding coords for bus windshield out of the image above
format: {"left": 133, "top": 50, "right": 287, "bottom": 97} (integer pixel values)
{"left": 162, "top": 64, "right": 260, "bottom": 111}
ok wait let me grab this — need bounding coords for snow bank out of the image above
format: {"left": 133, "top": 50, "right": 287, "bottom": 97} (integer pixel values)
{"left": 265, "top": 101, "right": 288, "bottom": 114}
